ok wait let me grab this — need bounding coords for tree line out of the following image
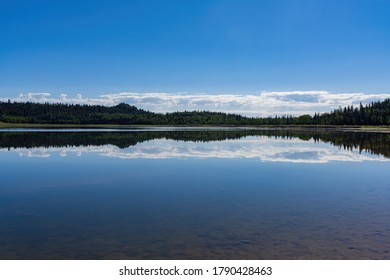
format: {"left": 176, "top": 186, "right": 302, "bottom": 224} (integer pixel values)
{"left": 0, "top": 99, "right": 390, "bottom": 125}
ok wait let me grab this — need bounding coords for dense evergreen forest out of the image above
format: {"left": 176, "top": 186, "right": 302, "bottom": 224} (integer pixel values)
{"left": 0, "top": 98, "right": 390, "bottom": 126}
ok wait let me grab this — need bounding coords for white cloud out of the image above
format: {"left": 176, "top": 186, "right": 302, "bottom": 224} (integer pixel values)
{"left": 1, "top": 90, "right": 390, "bottom": 117}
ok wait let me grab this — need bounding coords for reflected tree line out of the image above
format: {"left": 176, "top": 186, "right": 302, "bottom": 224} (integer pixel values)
{"left": 1, "top": 130, "right": 390, "bottom": 159}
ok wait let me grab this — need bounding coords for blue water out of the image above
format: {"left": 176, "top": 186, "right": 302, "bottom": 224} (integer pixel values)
{"left": 0, "top": 129, "right": 389, "bottom": 259}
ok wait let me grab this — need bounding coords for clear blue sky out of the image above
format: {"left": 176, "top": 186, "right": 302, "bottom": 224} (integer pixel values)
{"left": 1, "top": 0, "right": 389, "bottom": 97}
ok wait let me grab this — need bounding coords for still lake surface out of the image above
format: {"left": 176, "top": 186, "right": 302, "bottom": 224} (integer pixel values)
{"left": 0, "top": 128, "right": 390, "bottom": 259}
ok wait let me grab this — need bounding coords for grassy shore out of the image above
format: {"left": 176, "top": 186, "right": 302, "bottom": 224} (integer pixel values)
{"left": 0, "top": 122, "right": 146, "bottom": 129}
{"left": 1, "top": 121, "right": 390, "bottom": 133}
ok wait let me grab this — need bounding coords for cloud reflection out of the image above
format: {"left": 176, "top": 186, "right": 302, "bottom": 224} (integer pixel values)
{"left": 1, "top": 137, "right": 388, "bottom": 163}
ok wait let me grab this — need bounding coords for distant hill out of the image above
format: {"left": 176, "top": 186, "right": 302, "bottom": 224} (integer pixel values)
{"left": 0, "top": 99, "right": 389, "bottom": 126}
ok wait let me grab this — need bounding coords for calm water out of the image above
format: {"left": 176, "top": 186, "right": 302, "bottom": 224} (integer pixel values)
{"left": 0, "top": 128, "right": 390, "bottom": 259}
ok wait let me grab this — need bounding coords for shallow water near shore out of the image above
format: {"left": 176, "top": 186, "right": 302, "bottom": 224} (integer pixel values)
{"left": 0, "top": 128, "right": 390, "bottom": 259}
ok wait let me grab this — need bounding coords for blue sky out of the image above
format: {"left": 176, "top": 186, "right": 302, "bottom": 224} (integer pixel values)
{"left": 1, "top": 0, "right": 390, "bottom": 115}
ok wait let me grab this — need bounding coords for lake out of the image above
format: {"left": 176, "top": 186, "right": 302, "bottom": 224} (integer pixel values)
{"left": 0, "top": 128, "right": 390, "bottom": 259}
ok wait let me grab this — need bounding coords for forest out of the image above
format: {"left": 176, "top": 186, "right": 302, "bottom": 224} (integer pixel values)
{"left": 0, "top": 98, "right": 389, "bottom": 126}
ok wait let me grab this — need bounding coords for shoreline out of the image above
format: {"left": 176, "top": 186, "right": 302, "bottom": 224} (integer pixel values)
{"left": 1, "top": 122, "right": 390, "bottom": 133}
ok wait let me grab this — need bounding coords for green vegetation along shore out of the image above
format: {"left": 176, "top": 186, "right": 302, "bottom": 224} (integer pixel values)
{"left": 1, "top": 98, "right": 390, "bottom": 127}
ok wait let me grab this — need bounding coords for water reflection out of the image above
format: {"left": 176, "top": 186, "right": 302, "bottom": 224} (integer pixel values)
{"left": 2, "top": 138, "right": 388, "bottom": 163}
{"left": 1, "top": 130, "right": 390, "bottom": 163}
{"left": 1, "top": 129, "right": 390, "bottom": 260}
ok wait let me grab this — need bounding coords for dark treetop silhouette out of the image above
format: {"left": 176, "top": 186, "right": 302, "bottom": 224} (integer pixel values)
{"left": 1, "top": 99, "right": 390, "bottom": 126}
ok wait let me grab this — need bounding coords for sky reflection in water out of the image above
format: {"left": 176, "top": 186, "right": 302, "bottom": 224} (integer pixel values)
{"left": 0, "top": 130, "right": 390, "bottom": 260}
{"left": 1, "top": 136, "right": 389, "bottom": 163}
